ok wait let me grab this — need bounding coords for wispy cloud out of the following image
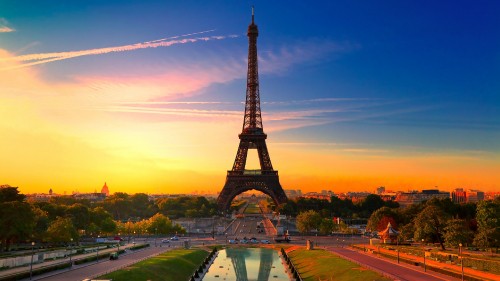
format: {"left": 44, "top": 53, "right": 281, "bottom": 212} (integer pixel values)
{"left": 0, "top": 31, "right": 238, "bottom": 71}
{"left": 0, "top": 26, "right": 14, "bottom": 33}
{"left": 0, "top": 18, "right": 14, "bottom": 33}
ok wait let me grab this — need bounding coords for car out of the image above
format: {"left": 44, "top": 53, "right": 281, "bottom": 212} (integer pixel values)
{"left": 261, "top": 239, "right": 270, "bottom": 244}
{"left": 228, "top": 239, "right": 238, "bottom": 244}
{"left": 161, "top": 239, "right": 170, "bottom": 243}
{"left": 250, "top": 239, "right": 258, "bottom": 243}
{"left": 109, "top": 252, "right": 119, "bottom": 260}
{"left": 170, "top": 236, "right": 179, "bottom": 241}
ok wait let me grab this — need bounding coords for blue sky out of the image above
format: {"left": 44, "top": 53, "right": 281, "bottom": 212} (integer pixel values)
{"left": 1, "top": 0, "right": 499, "bottom": 193}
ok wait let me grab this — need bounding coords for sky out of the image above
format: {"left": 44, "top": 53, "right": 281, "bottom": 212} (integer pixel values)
{"left": 1, "top": 0, "right": 499, "bottom": 195}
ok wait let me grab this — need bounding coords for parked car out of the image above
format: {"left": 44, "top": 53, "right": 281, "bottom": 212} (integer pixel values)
{"left": 261, "top": 239, "right": 270, "bottom": 244}
{"left": 161, "top": 239, "right": 170, "bottom": 243}
{"left": 170, "top": 236, "right": 179, "bottom": 241}
{"left": 228, "top": 239, "right": 238, "bottom": 244}
{"left": 109, "top": 252, "right": 119, "bottom": 260}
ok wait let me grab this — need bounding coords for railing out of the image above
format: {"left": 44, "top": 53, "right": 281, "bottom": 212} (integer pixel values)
{"left": 227, "top": 170, "right": 278, "bottom": 176}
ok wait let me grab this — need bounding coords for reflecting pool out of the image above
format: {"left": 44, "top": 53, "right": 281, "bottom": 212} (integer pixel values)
{"left": 202, "top": 248, "right": 290, "bottom": 281}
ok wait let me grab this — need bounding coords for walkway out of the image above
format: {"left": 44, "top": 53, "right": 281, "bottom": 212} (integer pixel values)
{"left": 325, "top": 247, "right": 460, "bottom": 281}
{"left": 1, "top": 243, "right": 134, "bottom": 280}
{"left": 26, "top": 245, "right": 174, "bottom": 281}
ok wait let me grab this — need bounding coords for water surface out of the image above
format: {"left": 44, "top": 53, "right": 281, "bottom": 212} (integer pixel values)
{"left": 203, "top": 248, "right": 289, "bottom": 281}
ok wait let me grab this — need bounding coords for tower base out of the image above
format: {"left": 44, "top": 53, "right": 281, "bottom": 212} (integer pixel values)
{"left": 217, "top": 172, "right": 287, "bottom": 212}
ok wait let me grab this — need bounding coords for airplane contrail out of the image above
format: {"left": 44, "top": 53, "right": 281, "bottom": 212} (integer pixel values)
{"left": 0, "top": 31, "right": 238, "bottom": 71}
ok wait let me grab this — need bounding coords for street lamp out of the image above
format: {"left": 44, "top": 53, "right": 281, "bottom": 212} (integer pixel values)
{"left": 422, "top": 239, "right": 426, "bottom": 272}
{"left": 29, "top": 242, "right": 35, "bottom": 280}
{"left": 155, "top": 228, "right": 158, "bottom": 247}
{"left": 396, "top": 236, "right": 400, "bottom": 264}
{"left": 96, "top": 235, "right": 100, "bottom": 263}
{"left": 459, "top": 243, "right": 464, "bottom": 281}
{"left": 69, "top": 238, "right": 73, "bottom": 267}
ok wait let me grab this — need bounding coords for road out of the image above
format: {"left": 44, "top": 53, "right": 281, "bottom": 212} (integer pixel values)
{"left": 326, "top": 247, "right": 461, "bottom": 281}
{"left": 27, "top": 245, "right": 174, "bottom": 281}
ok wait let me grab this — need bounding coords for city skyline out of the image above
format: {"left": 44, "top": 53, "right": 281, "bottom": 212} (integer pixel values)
{"left": 1, "top": 1, "right": 499, "bottom": 195}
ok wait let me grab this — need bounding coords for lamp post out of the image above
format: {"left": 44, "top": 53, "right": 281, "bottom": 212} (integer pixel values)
{"left": 69, "top": 238, "right": 73, "bottom": 267}
{"left": 459, "top": 243, "right": 464, "bottom": 281}
{"left": 422, "top": 239, "right": 426, "bottom": 272}
{"left": 96, "top": 235, "right": 100, "bottom": 263}
{"left": 155, "top": 228, "right": 158, "bottom": 247}
{"left": 396, "top": 236, "right": 400, "bottom": 264}
{"left": 29, "top": 242, "right": 35, "bottom": 280}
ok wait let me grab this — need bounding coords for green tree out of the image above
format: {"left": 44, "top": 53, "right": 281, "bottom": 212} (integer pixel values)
{"left": 296, "top": 210, "right": 322, "bottom": 234}
{"left": 45, "top": 217, "right": 79, "bottom": 244}
{"left": 319, "top": 218, "right": 335, "bottom": 235}
{"left": 147, "top": 213, "right": 174, "bottom": 235}
{"left": 0, "top": 201, "right": 35, "bottom": 251}
{"left": 32, "top": 206, "right": 49, "bottom": 241}
{"left": 67, "top": 203, "right": 90, "bottom": 231}
{"left": 359, "top": 194, "right": 386, "bottom": 217}
{"left": 443, "top": 219, "right": 474, "bottom": 248}
{"left": 0, "top": 186, "right": 26, "bottom": 202}
{"left": 367, "top": 207, "right": 399, "bottom": 232}
{"left": 413, "top": 205, "right": 450, "bottom": 250}
{"left": 473, "top": 200, "right": 500, "bottom": 251}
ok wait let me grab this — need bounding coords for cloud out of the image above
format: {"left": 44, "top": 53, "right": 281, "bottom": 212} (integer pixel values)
{"left": 0, "top": 18, "right": 14, "bottom": 33}
{"left": 0, "top": 26, "right": 14, "bottom": 33}
{"left": 0, "top": 31, "right": 238, "bottom": 71}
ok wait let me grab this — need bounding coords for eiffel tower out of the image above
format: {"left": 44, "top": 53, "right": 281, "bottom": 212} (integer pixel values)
{"left": 217, "top": 8, "right": 287, "bottom": 211}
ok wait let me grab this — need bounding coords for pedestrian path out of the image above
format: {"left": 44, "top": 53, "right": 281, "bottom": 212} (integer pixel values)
{"left": 0, "top": 243, "right": 137, "bottom": 280}
{"left": 359, "top": 244, "right": 498, "bottom": 281}
{"left": 325, "top": 246, "right": 461, "bottom": 281}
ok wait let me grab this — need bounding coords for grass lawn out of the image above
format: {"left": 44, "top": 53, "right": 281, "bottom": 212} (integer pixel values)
{"left": 289, "top": 248, "right": 392, "bottom": 281}
{"left": 244, "top": 203, "right": 261, "bottom": 214}
{"left": 99, "top": 249, "right": 208, "bottom": 281}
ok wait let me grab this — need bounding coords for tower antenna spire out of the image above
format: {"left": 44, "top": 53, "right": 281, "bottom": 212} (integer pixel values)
{"left": 252, "top": 6, "right": 254, "bottom": 24}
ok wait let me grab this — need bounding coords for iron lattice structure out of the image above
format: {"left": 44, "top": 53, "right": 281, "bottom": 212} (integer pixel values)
{"left": 217, "top": 10, "right": 288, "bottom": 211}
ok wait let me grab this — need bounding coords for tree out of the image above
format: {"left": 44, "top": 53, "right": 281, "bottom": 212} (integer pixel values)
{"left": 0, "top": 186, "right": 25, "bottom": 202}
{"left": 0, "top": 201, "right": 35, "bottom": 251}
{"left": 366, "top": 207, "right": 399, "bottom": 232}
{"left": 359, "top": 194, "right": 386, "bottom": 217}
{"left": 66, "top": 203, "right": 90, "bottom": 231}
{"left": 443, "top": 219, "right": 474, "bottom": 248}
{"left": 296, "top": 210, "right": 322, "bottom": 234}
{"left": 473, "top": 200, "right": 500, "bottom": 251}
{"left": 147, "top": 213, "right": 173, "bottom": 235}
{"left": 399, "top": 223, "right": 415, "bottom": 242}
{"left": 319, "top": 218, "right": 334, "bottom": 235}
{"left": 45, "top": 217, "right": 78, "bottom": 244}
{"left": 413, "top": 205, "right": 450, "bottom": 250}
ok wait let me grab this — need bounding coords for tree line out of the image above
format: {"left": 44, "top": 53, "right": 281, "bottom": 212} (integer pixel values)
{"left": 0, "top": 186, "right": 216, "bottom": 251}
{"left": 291, "top": 195, "right": 499, "bottom": 252}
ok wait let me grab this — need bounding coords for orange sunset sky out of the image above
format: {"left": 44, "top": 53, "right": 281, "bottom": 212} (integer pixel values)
{"left": 1, "top": 1, "right": 499, "bottom": 195}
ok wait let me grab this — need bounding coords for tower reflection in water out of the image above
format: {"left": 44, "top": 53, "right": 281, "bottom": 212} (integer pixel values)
{"left": 202, "top": 248, "right": 289, "bottom": 281}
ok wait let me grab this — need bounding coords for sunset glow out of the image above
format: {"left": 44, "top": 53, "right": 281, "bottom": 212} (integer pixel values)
{"left": 1, "top": 1, "right": 498, "bottom": 195}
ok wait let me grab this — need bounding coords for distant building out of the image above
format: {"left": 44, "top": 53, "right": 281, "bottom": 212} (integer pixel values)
{"left": 395, "top": 189, "right": 450, "bottom": 207}
{"left": 284, "top": 189, "right": 302, "bottom": 199}
{"left": 466, "top": 189, "right": 485, "bottom": 203}
{"left": 484, "top": 192, "right": 500, "bottom": 201}
{"left": 72, "top": 192, "right": 106, "bottom": 202}
{"left": 301, "top": 192, "right": 332, "bottom": 202}
{"left": 101, "top": 182, "right": 110, "bottom": 196}
{"left": 376, "top": 186, "right": 386, "bottom": 195}
{"left": 452, "top": 188, "right": 467, "bottom": 204}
